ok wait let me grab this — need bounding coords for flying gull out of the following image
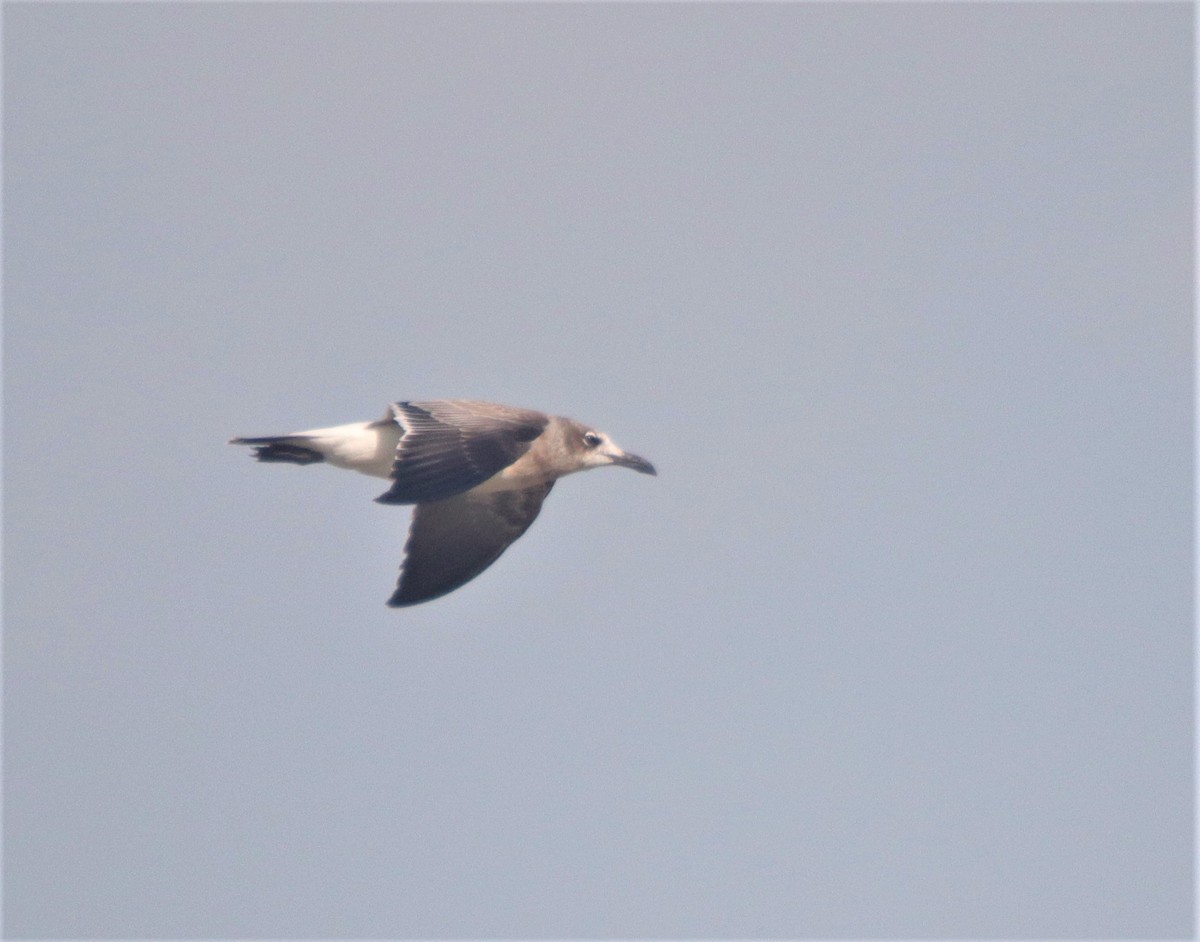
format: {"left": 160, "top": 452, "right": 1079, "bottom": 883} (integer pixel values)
{"left": 231, "top": 399, "right": 656, "bottom": 607}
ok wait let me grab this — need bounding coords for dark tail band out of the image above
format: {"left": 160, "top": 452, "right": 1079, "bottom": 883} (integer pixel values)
{"left": 230, "top": 437, "right": 325, "bottom": 465}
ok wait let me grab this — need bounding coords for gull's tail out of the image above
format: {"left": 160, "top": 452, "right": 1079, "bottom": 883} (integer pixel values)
{"left": 230, "top": 419, "right": 398, "bottom": 478}
{"left": 229, "top": 436, "right": 325, "bottom": 465}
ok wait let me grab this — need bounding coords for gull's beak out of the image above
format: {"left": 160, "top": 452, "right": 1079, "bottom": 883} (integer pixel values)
{"left": 610, "top": 451, "right": 657, "bottom": 476}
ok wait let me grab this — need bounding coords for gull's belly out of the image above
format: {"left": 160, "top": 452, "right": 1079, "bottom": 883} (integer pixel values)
{"left": 470, "top": 453, "right": 557, "bottom": 494}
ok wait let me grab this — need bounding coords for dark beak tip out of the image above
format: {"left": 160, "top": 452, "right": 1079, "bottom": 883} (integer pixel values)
{"left": 616, "top": 453, "right": 657, "bottom": 476}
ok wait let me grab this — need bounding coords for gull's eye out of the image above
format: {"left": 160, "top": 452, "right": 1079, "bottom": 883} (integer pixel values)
{"left": 583, "top": 432, "right": 602, "bottom": 448}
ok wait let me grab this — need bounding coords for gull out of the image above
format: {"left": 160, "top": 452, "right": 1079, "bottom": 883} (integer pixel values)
{"left": 231, "top": 399, "right": 656, "bottom": 607}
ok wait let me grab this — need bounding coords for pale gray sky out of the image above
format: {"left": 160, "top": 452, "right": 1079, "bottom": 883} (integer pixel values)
{"left": 5, "top": 3, "right": 1193, "bottom": 938}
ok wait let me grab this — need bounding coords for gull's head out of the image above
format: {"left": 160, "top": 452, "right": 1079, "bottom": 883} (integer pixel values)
{"left": 575, "top": 427, "right": 657, "bottom": 475}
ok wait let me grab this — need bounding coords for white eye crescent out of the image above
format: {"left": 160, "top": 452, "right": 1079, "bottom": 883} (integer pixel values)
{"left": 583, "top": 432, "right": 602, "bottom": 448}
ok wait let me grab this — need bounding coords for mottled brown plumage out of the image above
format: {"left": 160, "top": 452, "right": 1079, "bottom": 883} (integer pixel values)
{"left": 232, "top": 399, "right": 655, "bottom": 606}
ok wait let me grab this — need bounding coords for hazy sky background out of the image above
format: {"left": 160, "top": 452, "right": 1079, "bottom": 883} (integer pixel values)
{"left": 5, "top": 3, "right": 1193, "bottom": 938}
